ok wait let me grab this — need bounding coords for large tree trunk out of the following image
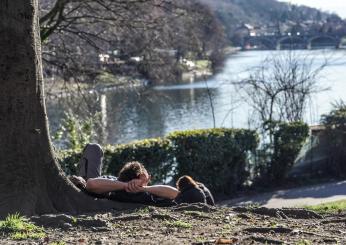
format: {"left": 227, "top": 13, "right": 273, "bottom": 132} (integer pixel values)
{"left": 0, "top": 0, "right": 133, "bottom": 218}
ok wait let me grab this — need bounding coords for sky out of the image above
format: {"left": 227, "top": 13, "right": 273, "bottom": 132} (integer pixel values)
{"left": 279, "top": 0, "right": 346, "bottom": 18}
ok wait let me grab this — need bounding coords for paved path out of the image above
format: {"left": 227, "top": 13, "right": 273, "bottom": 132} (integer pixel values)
{"left": 221, "top": 180, "right": 346, "bottom": 208}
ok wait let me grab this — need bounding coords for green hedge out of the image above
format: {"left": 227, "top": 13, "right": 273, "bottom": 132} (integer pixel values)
{"left": 269, "top": 121, "right": 309, "bottom": 183}
{"left": 58, "top": 125, "right": 310, "bottom": 193}
{"left": 56, "top": 149, "right": 82, "bottom": 176}
{"left": 168, "top": 128, "right": 259, "bottom": 195}
{"left": 321, "top": 104, "right": 346, "bottom": 176}
{"left": 57, "top": 138, "right": 172, "bottom": 184}
{"left": 58, "top": 128, "right": 259, "bottom": 194}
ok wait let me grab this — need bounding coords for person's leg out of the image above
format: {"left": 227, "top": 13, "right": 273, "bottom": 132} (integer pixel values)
{"left": 78, "top": 143, "right": 104, "bottom": 179}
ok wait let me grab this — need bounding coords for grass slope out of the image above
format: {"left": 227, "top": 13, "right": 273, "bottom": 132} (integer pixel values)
{"left": 305, "top": 199, "right": 346, "bottom": 214}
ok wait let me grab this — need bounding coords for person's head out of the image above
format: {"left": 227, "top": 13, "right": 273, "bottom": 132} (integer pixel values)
{"left": 118, "top": 161, "right": 150, "bottom": 185}
{"left": 176, "top": 175, "right": 198, "bottom": 192}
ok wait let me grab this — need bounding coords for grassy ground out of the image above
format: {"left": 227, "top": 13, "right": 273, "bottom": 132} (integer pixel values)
{"left": 305, "top": 199, "right": 346, "bottom": 214}
{"left": 195, "top": 60, "right": 211, "bottom": 71}
{"left": 0, "top": 213, "right": 45, "bottom": 240}
{"left": 1, "top": 204, "right": 346, "bottom": 244}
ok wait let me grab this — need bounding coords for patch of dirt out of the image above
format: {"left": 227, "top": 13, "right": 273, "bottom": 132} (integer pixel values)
{"left": 1, "top": 204, "right": 346, "bottom": 244}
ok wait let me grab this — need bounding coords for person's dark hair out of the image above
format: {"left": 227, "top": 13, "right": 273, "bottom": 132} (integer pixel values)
{"left": 175, "top": 175, "right": 206, "bottom": 204}
{"left": 176, "top": 175, "right": 198, "bottom": 192}
{"left": 118, "top": 161, "right": 147, "bottom": 182}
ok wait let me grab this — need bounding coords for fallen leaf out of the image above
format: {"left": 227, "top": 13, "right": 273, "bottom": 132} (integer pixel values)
{"left": 215, "top": 237, "right": 239, "bottom": 244}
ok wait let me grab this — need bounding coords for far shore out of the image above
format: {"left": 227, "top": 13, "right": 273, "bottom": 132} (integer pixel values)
{"left": 45, "top": 46, "right": 242, "bottom": 99}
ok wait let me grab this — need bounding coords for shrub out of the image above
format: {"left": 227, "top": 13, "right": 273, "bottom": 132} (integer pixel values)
{"left": 52, "top": 112, "right": 100, "bottom": 151}
{"left": 57, "top": 138, "right": 172, "bottom": 184}
{"left": 321, "top": 102, "right": 346, "bottom": 176}
{"left": 56, "top": 149, "right": 82, "bottom": 176}
{"left": 58, "top": 128, "right": 259, "bottom": 194}
{"left": 269, "top": 121, "right": 309, "bottom": 183}
{"left": 168, "top": 128, "right": 259, "bottom": 195}
{"left": 58, "top": 124, "right": 309, "bottom": 194}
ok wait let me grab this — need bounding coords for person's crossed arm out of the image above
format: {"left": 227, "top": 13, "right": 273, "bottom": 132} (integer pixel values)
{"left": 85, "top": 178, "right": 128, "bottom": 194}
{"left": 126, "top": 181, "right": 179, "bottom": 200}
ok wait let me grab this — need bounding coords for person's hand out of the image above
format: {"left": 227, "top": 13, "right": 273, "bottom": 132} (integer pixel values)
{"left": 125, "top": 179, "right": 144, "bottom": 193}
{"left": 70, "top": 175, "right": 87, "bottom": 189}
{"left": 139, "top": 173, "right": 151, "bottom": 186}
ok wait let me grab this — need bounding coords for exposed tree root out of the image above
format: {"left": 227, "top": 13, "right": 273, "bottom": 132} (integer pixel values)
{"left": 113, "top": 214, "right": 150, "bottom": 221}
{"left": 244, "top": 235, "right": 284, "bottom": 244}
{"left": 244, "top": 227, "right": 293, "bottom": 234}
{"left": 281, "top": 208, "right": 323, "bottom": 219}
{"left": 151, "top": 213, "right": 178, "bottom": 221}
{"left": 299, "top": 230, "right": 342, "bottom": 240}
{"left": 171, "top": 203, "right": 217, "bottom": 213}
{"left": 233, "top": 207, "right": 323, "bottom": 219}
{"left": 31, "top": 213, "right": 111, "bottom": 230}
{"left": 322, "top": 218, "right": 346, "bottom": 224}
{"left": 31, "top": 214, "right": 76, "bottom": 228}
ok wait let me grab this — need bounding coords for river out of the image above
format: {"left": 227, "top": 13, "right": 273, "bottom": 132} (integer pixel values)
{"left": 46, "top": 50, "right": 346, "bottom": 147}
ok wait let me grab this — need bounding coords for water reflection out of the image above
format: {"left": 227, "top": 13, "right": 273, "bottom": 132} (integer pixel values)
{"left": 47, "top": 86, "right": 219, "bottom": 146}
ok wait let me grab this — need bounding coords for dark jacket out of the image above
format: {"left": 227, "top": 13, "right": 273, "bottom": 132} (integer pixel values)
{"left": 108, "top": 190, "right": 176, "bottom": 207}
{"left": 198, "top": 183, "right": 215, "bottom": 206}
{"left": 174, "top": 186, "right": 206, "bottom": 204}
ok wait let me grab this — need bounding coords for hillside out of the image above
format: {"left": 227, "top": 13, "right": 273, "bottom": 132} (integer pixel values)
{"left": 198, "top": 0, "right": 338, "bottom": 39}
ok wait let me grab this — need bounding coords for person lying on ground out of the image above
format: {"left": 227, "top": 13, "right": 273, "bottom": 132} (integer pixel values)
{"left": 72, "top": 170, "right": 214, "bottom": 206}
{"left": 70, "top": 145, "right": 178, "bottom": 206}
{"left": 70, "top": 143, "right": 214, "bottom": 206}
{"left": 86, "top": 161, "right": 179, "bottom": 201}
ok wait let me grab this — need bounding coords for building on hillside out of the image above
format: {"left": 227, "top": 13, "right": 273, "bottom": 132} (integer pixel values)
{"left": 262, "top": 25, "right": 281, "bottom": 36}
{"left": 233, "top": 23, "right": 258, "bottom": 47}
{"left": 234, "top": 24, "right": 257, "bottom": 37}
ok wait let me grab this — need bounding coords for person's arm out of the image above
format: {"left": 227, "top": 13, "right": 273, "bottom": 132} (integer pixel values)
{"left": 86, "top": 178, "right": 128, "bottom": 194}
{"left": 140, "top": 185, "right": 179, "bottom": 200}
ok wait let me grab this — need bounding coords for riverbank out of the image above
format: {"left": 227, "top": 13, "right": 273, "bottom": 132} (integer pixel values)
{"left": 180, "top": 47, "right": 241, "bottom": 84}
{"left": 45, "top": 46, "right": 242, "bottom": 98}
{"left": 45, "top": 74, "right": 145, "bottom": 99}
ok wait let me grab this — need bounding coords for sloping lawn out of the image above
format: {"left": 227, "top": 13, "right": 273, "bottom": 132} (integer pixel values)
{"left": 305, "top": 199, "right": 346, "bottom": 214}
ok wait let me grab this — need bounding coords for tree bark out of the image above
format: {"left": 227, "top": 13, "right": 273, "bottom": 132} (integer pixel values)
{"left": 0, "top": 0, "right": 136, "bottom": 218}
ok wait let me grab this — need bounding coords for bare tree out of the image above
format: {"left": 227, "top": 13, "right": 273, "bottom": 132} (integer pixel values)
{"left": 39, "top": 0, "right": 226, "bottom": 85}
{"left": 235, "top": 51, "right": 328, "bottom": 141}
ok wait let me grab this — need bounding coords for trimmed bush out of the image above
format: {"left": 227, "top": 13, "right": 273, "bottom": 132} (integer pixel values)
{"left": 58, "top": 138, "right": 172, "bottom": 184}
{"left": 168, "top": 128, "right": 259, "bottom": 195}
{"left": 56, "top": 149, "right": 82, "bottom": 176}
{"left": 269, "top": 121, "right": 309, "bottom": 183}
{"left": 321, "top": 103, "right": 346, "bottom": 176}
{"left": 104, "top": 138, "right": 173, "bottom": 184}
{"left": 58, "top": 125, "right": 309, "bottom": 194}
{"left": 58, "top": 128, "right": 259, "bottom": 195}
